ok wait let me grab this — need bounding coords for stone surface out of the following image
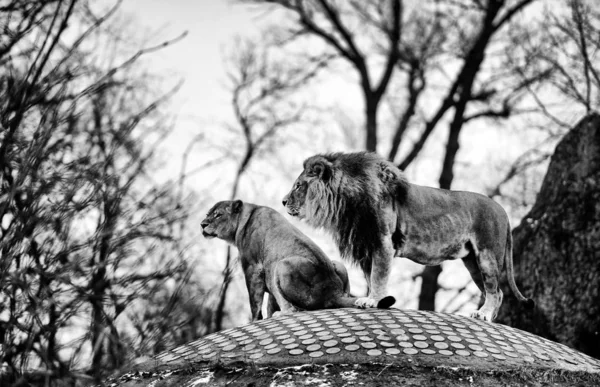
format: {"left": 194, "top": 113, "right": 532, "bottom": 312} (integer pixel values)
{"left": 497, "top": 113, "right": 600, "bottom": 359}
{"left": 146, "top": 308, "right": 599, "bottom": 373}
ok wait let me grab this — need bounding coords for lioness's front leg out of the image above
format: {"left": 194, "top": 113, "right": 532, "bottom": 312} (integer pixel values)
{"left": 243, "top": 263, "right": 266, "bottom": 321}
{"left": 355, "top": 237, "right": 394, "bottom": 308}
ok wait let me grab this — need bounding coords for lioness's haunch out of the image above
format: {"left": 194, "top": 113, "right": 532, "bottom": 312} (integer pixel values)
{"left": 201, "top": 200, "right": 395, "bottom": 320}
{"left": 283, "top": 151, "right": 534, "bottom": 322}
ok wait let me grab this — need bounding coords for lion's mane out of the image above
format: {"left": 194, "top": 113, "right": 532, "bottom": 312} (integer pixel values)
{"left": 302, "top": 152, "right": 409, "bottom": 272}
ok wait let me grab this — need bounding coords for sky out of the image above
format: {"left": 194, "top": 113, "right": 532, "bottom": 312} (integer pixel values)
{"left": 121, "top": 1, "right": 255, "bottom": 111}
{"left": 117, "top": 1, "right": 255, "bottom": 153}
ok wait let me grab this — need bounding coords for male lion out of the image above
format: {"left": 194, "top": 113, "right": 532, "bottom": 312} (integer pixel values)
{"left": 282, "top": 151, "right": 534, "bottom": 322}
{"left": 201, "top": 200, "right": 395, "bottom": 320}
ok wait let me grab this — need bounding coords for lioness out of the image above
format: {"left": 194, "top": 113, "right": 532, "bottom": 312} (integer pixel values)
{"left": 282, "top": 151, "right": 534, "bottom": 322}
{"left": 201, "top": 200, "right": 395, "bottom": 320}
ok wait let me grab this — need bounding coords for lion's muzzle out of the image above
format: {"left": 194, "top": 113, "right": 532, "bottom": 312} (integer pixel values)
{"left": 201, "top": 220, "right": 216, "bottom": 238}
{"left": 282, "top": 193, "right": 299, "bottom": 216}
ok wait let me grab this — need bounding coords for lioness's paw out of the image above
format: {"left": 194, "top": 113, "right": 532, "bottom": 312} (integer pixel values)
{"left": 271, "top": 311, "right": 283, "bottom": 318}
{"left": 470, "top": 310, "right": 494, "bottom": 322}
{"left": 354, "top": 297, "right": 378, "bottom": 309}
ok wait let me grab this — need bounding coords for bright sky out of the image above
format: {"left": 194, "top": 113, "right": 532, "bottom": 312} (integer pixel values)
{"left": 122, "top": 0, "right": 255, "bottom": 103}
{"left": 120, "top": 1, "right": 262, "bottom": 148}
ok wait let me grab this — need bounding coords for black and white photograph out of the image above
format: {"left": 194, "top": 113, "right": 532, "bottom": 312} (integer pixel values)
{"left": 1, "top": 0, "right": 599, "bottom": 385}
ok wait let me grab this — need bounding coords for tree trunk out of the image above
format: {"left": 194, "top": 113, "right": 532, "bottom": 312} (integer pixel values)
{"left": 365, "top": 98, "right": 377, "bottom": 152}
{"left": 212, "top": 248, "right": 234, "bottom": 333}
{"left": 496, "top": 113, "right": 600, "bottom": 360}
{"left": 438, "top": 124, "right": 462, "bottom": 190}
{"left": 418, "top": 266, "right": 442, "bottom": 311}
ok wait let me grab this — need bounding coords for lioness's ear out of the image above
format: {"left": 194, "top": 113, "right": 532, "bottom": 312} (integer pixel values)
{"left": 231, "top": 200, "right": 243, "bottom": 214}
{"left": 307, "top": 160, "right": 331, "bottom": 180}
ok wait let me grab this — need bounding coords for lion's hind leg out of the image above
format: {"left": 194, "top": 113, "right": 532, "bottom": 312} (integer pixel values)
{"left": 462, "top": 254, "right": 484, "bottom": 294}
{"left": 468, "top": 249, "right": 503, "bottom": 322}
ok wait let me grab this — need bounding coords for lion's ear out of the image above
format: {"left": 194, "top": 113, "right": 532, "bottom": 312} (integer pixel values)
{"left": 231, "top": 200, "right": 243, "bottom": 214}
{"left": 307, "top": 160, "right": 331, "bottom": 180}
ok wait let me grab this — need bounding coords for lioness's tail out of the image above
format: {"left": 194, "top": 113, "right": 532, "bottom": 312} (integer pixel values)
{"left": 332, "top": 295, "right": 396, "bottom": 309}
{"left": 506, "top": 227, "right": 535, "bottom": 309}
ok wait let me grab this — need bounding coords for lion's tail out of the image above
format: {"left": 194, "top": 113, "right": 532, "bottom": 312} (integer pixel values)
{"left": 331, "top": 295, "right": 396, "bottom": 309}
{"left": 505, "top": 226, "right": 535, "bottom": 309}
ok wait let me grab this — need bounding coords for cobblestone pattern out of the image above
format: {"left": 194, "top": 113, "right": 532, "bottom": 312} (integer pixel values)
{"left": 154, "top": 308, "right": 600, "bottom": 373}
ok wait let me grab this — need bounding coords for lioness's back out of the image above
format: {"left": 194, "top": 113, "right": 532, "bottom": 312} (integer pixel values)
{"left": 249, "top": 206, "right": 333, "bottom": 262}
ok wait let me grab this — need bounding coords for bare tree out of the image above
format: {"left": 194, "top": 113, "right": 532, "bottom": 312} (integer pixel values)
{"left": 0, "top": 1, "right": 192, "bottom": 383}
{"left": 209, "top": 36, "right": 325, "bottom": 332}
{"left": 511, "top": 0, "right": 600, "bottom": 118}
{"left": 487, "top": 0, "right": 600, "bottom": 204}
{"left": 242, "top": 0, "right": 402, "bottom": 151}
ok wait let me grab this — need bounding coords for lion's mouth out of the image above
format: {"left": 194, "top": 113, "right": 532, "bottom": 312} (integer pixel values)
{"left": 202, "top": 230, "right": 217, "bottom": 238}
{"left": 286, "top": 207, "right": 300, "bottom": 217}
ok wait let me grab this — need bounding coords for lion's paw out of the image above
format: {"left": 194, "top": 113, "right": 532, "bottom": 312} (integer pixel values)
{"left": 470, "top": 310, "right": 494, "bottom": 322}
{"left": 354, "top": 297, "right": 378, "bottom": 309}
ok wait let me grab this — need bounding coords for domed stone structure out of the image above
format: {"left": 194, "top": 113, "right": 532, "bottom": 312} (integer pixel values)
{"left": 155, "top": 308, "right": 599, "bottom": 371}
{"left": 112, "top": 308, "right": 600, "bottom": 386}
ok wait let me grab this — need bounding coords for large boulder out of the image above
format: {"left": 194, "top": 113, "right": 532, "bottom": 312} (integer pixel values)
{"left": 497, "top": 113, "right": 600, "bottom": 359}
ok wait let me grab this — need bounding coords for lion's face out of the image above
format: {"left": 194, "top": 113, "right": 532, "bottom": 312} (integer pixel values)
{"left": 283, "top": 156, "right": 332, "bottom": 219}
{"left": 201, "top": 200, "right": 243, "bottom": 242}
{"left": 282, "top": 172, "right": 309, "bottom": 218}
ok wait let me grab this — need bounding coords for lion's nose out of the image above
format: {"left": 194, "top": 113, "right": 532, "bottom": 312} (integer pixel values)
{"left": 282, "top": 199, "right": 287, "bottom": 206}
{"left": 201, "top": 221, "right": 208, "bottom": 229}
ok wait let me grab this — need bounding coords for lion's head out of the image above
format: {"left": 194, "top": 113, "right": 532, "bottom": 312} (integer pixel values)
{"left": 283, "top": 152, "right": 408, "bottom": 267}
{"left": 281, "top": 157, "right": 330, "bottom": 218}
{"left": 201, "top": 200, "right": 243, "bottom": 243}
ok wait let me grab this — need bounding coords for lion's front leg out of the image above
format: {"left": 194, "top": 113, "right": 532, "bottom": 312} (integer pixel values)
{"left": 355, "top": 238, "right": 394, "bottom": 308}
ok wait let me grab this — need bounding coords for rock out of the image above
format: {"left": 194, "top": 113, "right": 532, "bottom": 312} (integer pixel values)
{"left": 497, "top": 113, "right": 600, "bottom": 359}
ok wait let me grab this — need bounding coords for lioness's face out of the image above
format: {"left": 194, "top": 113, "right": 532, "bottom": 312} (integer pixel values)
{"left": 201, "top": 200, "right": 243, "bottom": 242}
{"left": 283, "top": 156, "right": 331, "bottom": 218}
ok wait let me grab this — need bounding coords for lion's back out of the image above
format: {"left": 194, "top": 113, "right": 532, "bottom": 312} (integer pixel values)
{"left": 450, "top": 190, "right": 511, "bottom": 243}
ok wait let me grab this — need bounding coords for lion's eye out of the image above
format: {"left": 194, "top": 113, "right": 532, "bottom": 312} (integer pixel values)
{"left": 214, "top": 213, "right": 221, "bottom": 218}
{"left": 294, "top": 182, "right": 301, "bottom": 190}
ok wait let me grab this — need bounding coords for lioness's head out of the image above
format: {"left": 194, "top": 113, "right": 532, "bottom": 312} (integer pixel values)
{"left": 282, "top": 155, "right": 333, "bottom": 219}
{"left": 201, "top": 200, "right": 243, "bottom": 242}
